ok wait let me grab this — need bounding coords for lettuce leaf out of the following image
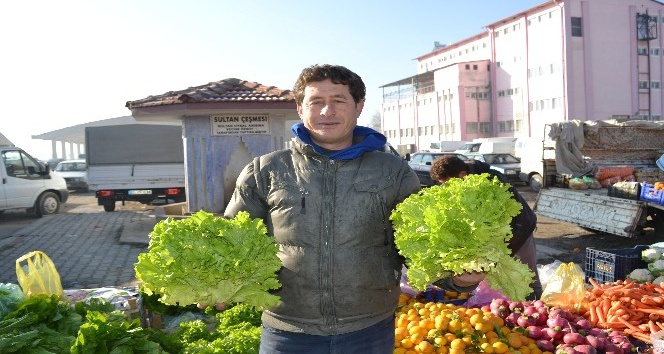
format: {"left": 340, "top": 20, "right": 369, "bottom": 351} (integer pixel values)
{"left": 135, "top": 211, "right": 282, "bottom": 309}
{"left": 390, "top": 173, "right": 534, "bottom": 301}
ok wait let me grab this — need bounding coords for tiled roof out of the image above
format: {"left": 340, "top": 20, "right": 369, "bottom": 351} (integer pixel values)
{"left": 126, "top": 78, "right": 295, "bottom": 109}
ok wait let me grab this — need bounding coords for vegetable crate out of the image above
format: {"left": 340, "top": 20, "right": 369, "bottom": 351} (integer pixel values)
{"left": 640, "top": 181, "right": 664, "bottom": 206}
{"left": 584, "top": 245, "right": 649, "bottom": 284}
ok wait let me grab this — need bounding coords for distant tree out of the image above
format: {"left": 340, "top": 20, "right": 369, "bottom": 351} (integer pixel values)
{"left": 367, "top": 110, "right": 382, "bottom": 131}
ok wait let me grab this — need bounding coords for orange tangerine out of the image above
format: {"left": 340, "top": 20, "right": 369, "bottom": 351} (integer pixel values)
{"left": 416, "top": 340, "right": 435, "bottom": 354}
{"left": 393, "top": 348, "right": 407, "bottom": 354}
{"left": 400, "top": 338, "right": 414, "bottom": 349}
{"left": 480, "top": 342, "right": 495, "bottom": 353}
{"left": 450, "top": 338, "right": 466, "bottom": 349}
{"left": 492, "top": 341, "right": 509, "bottom": 354}
{"left": 434, "top": 336, "right": 447, "bottom": 346}
{"left": 395, "top": 327, "right": 408, "bottom": 342}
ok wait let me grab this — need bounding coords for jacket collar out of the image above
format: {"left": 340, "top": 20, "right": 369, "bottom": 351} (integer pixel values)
{"left": 291, "top": 123, "right": 387, "bottom": 160}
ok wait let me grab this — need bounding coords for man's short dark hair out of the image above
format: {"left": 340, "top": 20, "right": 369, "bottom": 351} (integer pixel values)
{"left": 293, "top": 64, "right": 366, "bottom": 105}
{"left": 429, "top": 155, "right": 470, "bottom": 181}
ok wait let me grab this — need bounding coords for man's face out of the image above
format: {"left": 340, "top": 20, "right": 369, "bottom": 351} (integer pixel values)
{"left": 297, "top": 79, "right": 364, "bottom": 150}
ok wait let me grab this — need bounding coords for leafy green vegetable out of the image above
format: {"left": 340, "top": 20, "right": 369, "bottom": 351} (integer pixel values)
{"left": 135, "top": 210, "right": 282, "bottom": 309}
{"left": 0, "top": 294, "right": 82, "bottom": 353}
{"left": 0, "top": 283, "right": 25, "bottom": 318}
{"left": 70, "top": 310, "right": 165, "bottom": 353}
{"left": 390, "top": 173, "right": 535, "bottom": 301}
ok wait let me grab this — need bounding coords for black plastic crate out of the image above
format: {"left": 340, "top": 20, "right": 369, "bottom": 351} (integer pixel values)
{"left": 584, "top": 245, "right": 649, "bottom": 284}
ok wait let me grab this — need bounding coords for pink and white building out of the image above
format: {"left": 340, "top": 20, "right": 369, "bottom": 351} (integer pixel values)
{"left": 381, "top": 0, "right": 664, "bottom": 153}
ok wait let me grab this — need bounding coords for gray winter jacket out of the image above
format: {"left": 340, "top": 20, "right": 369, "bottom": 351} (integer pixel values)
{"left": 224, "top": 139, "right": 420, "bottom": 335}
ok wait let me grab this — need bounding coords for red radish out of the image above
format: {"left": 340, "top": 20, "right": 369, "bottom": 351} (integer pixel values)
{"left": 556, "top": 344, "right": 578, "bottom": 354}
{"left": 547, "top": 316, "right": 568, "bottom": 330}
{"left": 535, "top": 339, "right": 555, "bottom": 352}
{"left": 546, "top": 327, "right": 564, "bottom": 340}
{"left": 574, "top": 344, "right": 597, "bottom": 354}
{"left": 603, "top": 342, "right": 621, "bottom": 354}
{"left": 585, "top": 334, "right": 605, "bottom": 350}
{"left": 563, "top": 332, "right": 586, "bottom": 345}
{"left": 517, "top": 314, "right": 536, "bottom": 328}
{"left": 526, "top": 325, "right": 543, "bottom": 339}
{"left": 523, "top": 305, "right": 538, "bottom": 316}
{"left": 509, "top": 301, "right": 523, "bottom": 312}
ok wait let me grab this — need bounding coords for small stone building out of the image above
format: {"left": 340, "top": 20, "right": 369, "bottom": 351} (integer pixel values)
{"left": 126, "top": 78, "right": 297, "bottom": 214}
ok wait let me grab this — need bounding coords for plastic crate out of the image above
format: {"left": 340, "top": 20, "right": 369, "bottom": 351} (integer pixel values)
{"left": 584, "top": 245, "right": 649, "bottom": 284}
{"left": 640, "top": 182, "right": 664, "bottom": 206}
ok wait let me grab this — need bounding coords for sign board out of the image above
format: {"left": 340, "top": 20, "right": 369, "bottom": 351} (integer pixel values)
{"left": 210, "top": 114, "right": 270, "bottom": 136}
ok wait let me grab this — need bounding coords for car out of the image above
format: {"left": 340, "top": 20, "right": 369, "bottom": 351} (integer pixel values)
{"left": 407, "top": 152, "right": 471, "bottom": 187}
{"left": 54, "top": 159, "right": 89, "bottom": 192}
{"left": 462, "top": 153, "right": 523, "bottom": 185}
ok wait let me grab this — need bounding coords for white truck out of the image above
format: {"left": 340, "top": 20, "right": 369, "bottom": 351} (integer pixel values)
{"left": 85, "top": 124, "right": 186, "bottom": 212}
{"left": 529, "top": 120, "right": 664, "bottom": 237}
{"left": 0, "top": 143, "right": 69, "bottom": 217}
{"left": 454, "top": 137, "right": 517, "bottom": 155}
{"left": 428, "top": 140, "right": 468, "bottom": 152}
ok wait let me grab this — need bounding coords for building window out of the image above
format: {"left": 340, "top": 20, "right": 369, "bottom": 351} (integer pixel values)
{"left": 652, "top": 81, "right": 661, "bottom": 89}
{"left": 498, "top": 122, "right": 506, "bottom": 132}
{"left": 466, "top": 122, "right": 478, "bottom": 133}
{"left": 498, "top": 90, "right": 506, "bottom": 97}
{"left": 515, "top": 119, "right": 522, "bottom": 132}
{"left": 571, "top": 17, "right": 582, "bottom": 37}
{"left": 638, "top": 47, "right": 648, "bottom": 55}
{"left": 639, "top": 81, "right": 649, "bottom": 89}
{"left": 465, "top": 64, "right": 470, "bottom": 70}
{"left": 473, "top": 64, "right": 478, "bottom": 70}
{"left": 651, "top": 48, "right": 660, "bottom": 56}
{"left": 480, "top": 122, "right": 492, "bottom": 134}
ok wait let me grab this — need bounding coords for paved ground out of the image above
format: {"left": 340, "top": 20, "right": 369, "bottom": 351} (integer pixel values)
{"left": 0, "top": 187, "right": 658, "bottom": 290}
{"left": 0, "top": 192, "right": 156, "bottom": 288}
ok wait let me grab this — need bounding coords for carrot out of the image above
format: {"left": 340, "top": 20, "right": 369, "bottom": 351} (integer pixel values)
{"left": 589, "top": 277, "right": 602, "bottom": 289}
{"left": 635, "top": 308, "right": 664, "bottom": 316}
{"left": 649, "top": 320, "right": 660, "bottom": 334}
{"left": 588, "top": 303, "right": 599, "bottom": 327}
{"left": 602, "top": 298, "right": 611, "bottom": 316}
{"left": 617, "top": 316, "right": 644, "bottom": 333}
{"left": 595, "top": 302, "right": 607, "bottom": 325}
{"left": 630, "top": 331, "right": 652, "bottom": 344}
{"left": 641, "top": 296, "right": 659, "bottom": 306}
{"left": 630, "top": 298, "right": 651, "bottom": 308}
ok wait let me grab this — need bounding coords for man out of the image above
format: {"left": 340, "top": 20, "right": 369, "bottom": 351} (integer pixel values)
{"left": 429, "top": 155, "right": 542, "bottom": 300}
{"left": 224, "top": 64, "right": 420, "bottom": 353}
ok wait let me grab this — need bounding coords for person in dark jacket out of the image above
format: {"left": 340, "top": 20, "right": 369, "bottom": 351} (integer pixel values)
{"left": 224, "top": 64, "right": 425, "bottom": 354}
{"left": 429, "top": 155, "right": 542, "bottom": 300}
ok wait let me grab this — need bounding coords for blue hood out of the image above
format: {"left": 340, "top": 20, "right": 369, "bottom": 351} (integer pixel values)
{"left": 291, "top": 122, "right": 387, "bottom": 160}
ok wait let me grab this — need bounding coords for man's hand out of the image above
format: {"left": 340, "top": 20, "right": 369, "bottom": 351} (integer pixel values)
{"left": 197, "top": 303, "right": 226, "bottom": 311}
{"left": 452, "top": 271, "right": 484, "bottom": 287}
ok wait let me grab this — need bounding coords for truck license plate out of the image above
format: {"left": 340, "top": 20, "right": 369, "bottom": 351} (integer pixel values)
{"left": 128, "top": 190, "right": 152, "bottom": 195}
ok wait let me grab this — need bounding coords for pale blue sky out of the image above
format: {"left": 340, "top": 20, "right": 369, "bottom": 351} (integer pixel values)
{"left": 0, "top": 0, "right": 544, "bottom": 159}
